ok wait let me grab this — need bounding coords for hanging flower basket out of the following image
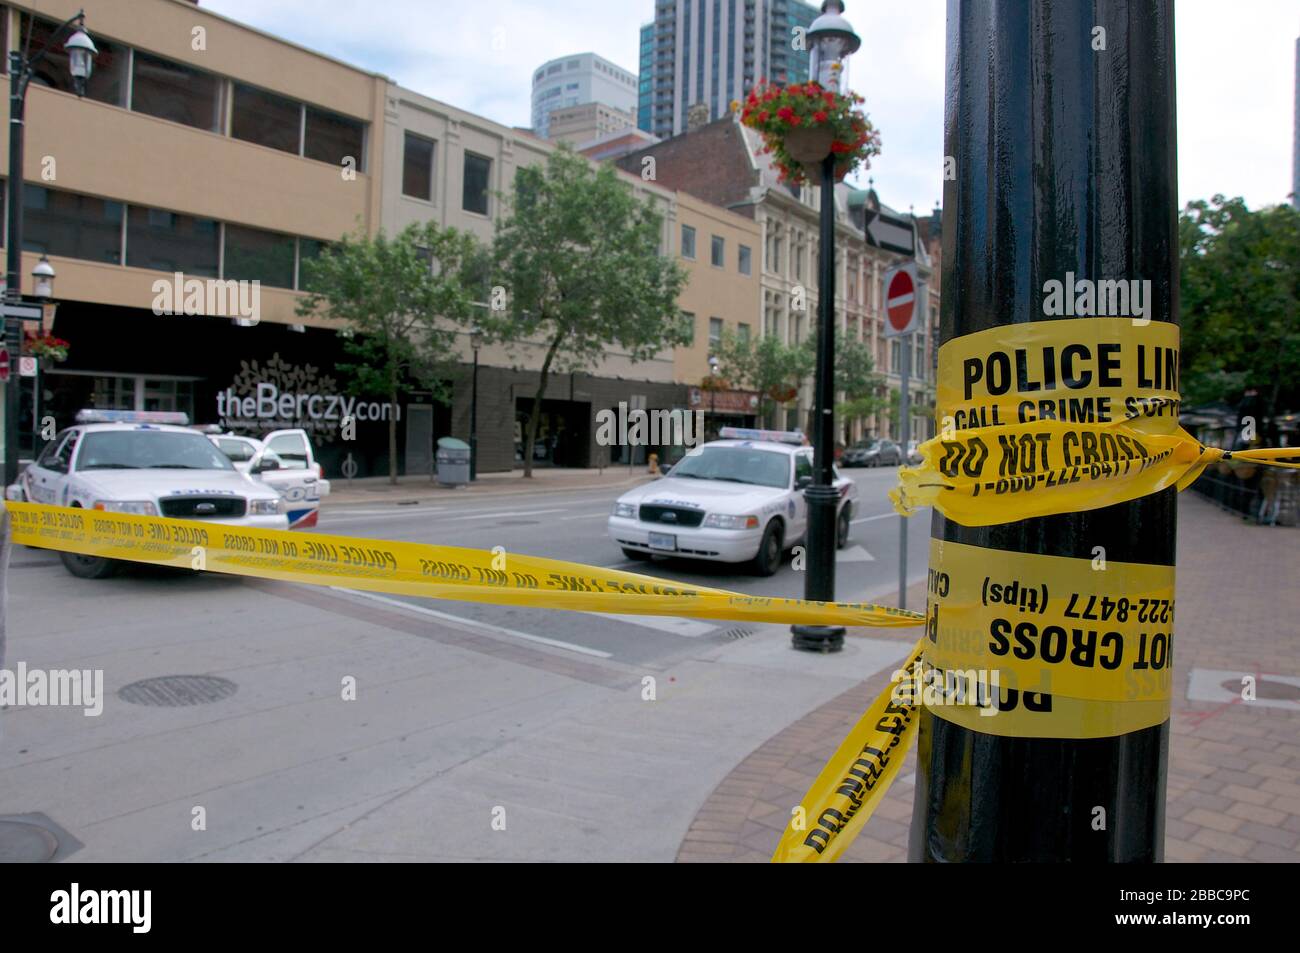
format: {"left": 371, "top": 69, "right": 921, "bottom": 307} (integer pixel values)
{"left": 25, "top": 331, "right": 69, "bottom": 365}
{"left": 736, "top": 80, "right": 882, "bottom": 187}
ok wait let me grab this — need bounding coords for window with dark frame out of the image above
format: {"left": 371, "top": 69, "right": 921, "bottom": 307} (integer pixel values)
{"left": 21, "top": 15, "right": 127, "bottom": 105}
{"left": 21, "top": 184, "right": 123, "bottom": 265}
{"left": 402, "top": 132, "right": 435, "bottom": 200}
{"left": 462, "top": 152, "right": 491, "bottom": 215}
{"left": 131, "top": 50, "right": 221, "bottom": 133}
{"left": 126, "top": 204, "right": 219, "bottom": 277}
{"left": 231, "top": 82, "right": 301, "bottom": 154}
{"left": 224, "top": 223, "right": 295, "bottom": 288}
{"left": 304, "top": 106, "right": 364, "bottom": 168}
{"left": 711, "top": 234, "right": 724, "bottom": 267}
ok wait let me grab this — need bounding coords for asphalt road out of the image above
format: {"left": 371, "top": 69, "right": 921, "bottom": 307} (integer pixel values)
{"left": 309, "top": 465, "right": 931, "bottom": 666}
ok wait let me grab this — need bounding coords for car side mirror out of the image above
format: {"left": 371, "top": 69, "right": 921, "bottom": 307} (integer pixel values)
{"left": 796, "top": 474, "right": 813, "bottom": 489}
{"left": 253, "top": 457, "right": 280, "bottom": 473}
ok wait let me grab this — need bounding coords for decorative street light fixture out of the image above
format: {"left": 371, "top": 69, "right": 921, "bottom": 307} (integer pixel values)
{"left": 4, "top": 9, "right": 96, "bottom": 485}
{"left": 708, "top": 354, "right": 719, "bottom": 436}
{"left": 791, "top": 0, "right": 860, "bottom": 654}
{"left": 31, "top": 256, "right": 55, "bottom": 299}
{"left": 469, "top": 325, "right": 483, "bottom": 481}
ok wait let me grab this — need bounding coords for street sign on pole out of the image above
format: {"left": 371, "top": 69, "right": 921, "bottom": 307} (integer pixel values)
{"left": 1, "top": 301, "right": 43, "bottom": 322}
{"left": 18, "top": 356, "right": 36, "bottom": 377}
{"left": 0, "top": 347, "right": 9, "bottom": 383}
{"left": 883, "top": 263, "right": 919, "bottom": 336}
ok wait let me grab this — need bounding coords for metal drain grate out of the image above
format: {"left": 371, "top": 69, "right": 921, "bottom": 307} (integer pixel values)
{"left": 118, "top": 675, "right": 238, "bottom": 707}
{"left": 721, "top": 627, "right": 755, "bottom": 641}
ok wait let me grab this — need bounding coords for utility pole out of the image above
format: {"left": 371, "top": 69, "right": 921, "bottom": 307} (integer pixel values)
{"left": 910, "top": 0, "right": 1177, "bottom": 861}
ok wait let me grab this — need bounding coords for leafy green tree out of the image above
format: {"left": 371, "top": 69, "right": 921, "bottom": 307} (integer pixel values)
{"left": 297, "top": 222, "right": 482, "bottom": 484}
{"left": 713, "top": 329, "right": 814, "bottom": 428}
{"left": 486, "top": 146, "right": 689, "bottom": 477}
{"left": 1180, "top": 196, "right": 1300, "bottom": 439}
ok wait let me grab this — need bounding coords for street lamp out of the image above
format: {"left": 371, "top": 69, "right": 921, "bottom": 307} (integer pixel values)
{"left": 5, "top": 9, "right": 96, "bottom": 486}
{"left": 708, "top": 354, "right": 719, "bottom": 436}
{"left": 469, "top": 325, "right": 483, "bottom": 481}
{"left": 31, "top": 256, "right": 55, "bottom": 299}
{"left": 791, "top": 0, "right": 859, "bottom": 654}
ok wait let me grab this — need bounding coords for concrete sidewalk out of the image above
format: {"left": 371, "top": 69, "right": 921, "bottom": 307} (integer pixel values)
{"left": 322, "top": 466, "right": 658, "bottom": 507}
{"left": 677, "top": 493, "right": 1300, "bottom": 862}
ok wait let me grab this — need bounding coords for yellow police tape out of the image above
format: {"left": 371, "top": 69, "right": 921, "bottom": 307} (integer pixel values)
{"left": 890, "top": 318, "right": 1300, "bottom": 525}
{"left": 4, "top": 501, "right": 923, "bottom": 629}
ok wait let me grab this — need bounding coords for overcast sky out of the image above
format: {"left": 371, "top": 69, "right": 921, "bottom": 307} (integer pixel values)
{"left": 204, "top": 0, "right": 1297, "bottom": 215}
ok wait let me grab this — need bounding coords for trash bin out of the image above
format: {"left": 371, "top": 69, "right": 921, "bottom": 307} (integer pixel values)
{"left": 436, "top": 437, "right": 471, "bottom": 486}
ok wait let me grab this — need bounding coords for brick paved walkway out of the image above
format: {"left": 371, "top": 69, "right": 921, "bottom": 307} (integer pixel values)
{"left": 678, "top": 493, "right": 1300, "bottom": 862}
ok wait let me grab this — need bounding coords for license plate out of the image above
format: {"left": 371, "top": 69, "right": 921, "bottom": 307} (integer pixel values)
{"left": 648, "top": 532, "right": 677, "bottom": 551}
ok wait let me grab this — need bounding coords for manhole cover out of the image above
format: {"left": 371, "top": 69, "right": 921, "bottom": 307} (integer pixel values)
{"left": 118, "top": 675, "right": 238, "bottom": 707}
{"left": 0, "top": 821, "right": 58, "bottom": 863}
{"left": 1219, "top": 678, "right": 1300, "bottom": 702}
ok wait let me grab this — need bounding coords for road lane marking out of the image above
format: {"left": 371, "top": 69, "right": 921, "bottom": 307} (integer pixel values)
{"left": 577, "top": 611, "right": 716, "bottom": 638}
{"left": 327, "top": 587, "right": 613, "bottom": 658}
{"left": 442, "top": 508, "right": 570, "bottom": 522}
{"left": 851, "top": 512, "right": 900, "bottom": 524}
{"left": 836, "top": 545, "right": 875, "bottom": 563}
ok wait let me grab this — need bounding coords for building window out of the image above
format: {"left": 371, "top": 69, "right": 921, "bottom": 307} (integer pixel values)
{"left": 711, "top": 235, "right": 725, "bottom": 267}
{"left": 126, "top": 205, "right": 219, "bottom": 277}
{"left": 304, "top": 107, "right": 365, "bottom": 169}
{"left": 738, "top": 323, "right": 751, "bottom": 344}
{"left": 681, "top": 224, "right": 696, "bottom": 259}
{"left": 296, "top": 238, "right": 328, "bottom": 292}
{"left": 738, "top": 244, "right": 752, "bottom": 275}
{"left": 231, "top": 82, "right": 301, "bottom": 154}
{"left": 681, "top": 311, "right": 696, "bottom": 345}
{"left": 21, "top": 185, "right": 122, "bottom": 265}
{"left": 21, "top": 15, "right": 127, "bottom": 106}
{"left": 224, "top": 224, "right": 295, "bottom": 288}
{"left": 131, "top": 50, "right": 221, "bottom": 133}
{"left": 402, "top": 132, "right": 435, "bottom": 200}
{"left": 709, "top": 317, "right": 723, "bottom": 351}
{"left": 462, "top": 153, "right": 491, "bottom": 215}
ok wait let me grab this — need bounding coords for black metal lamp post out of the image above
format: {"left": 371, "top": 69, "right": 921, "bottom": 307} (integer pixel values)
{"left": 469, "top": 325, "right": 482, "bottom": 481}
{"left": 708, "top": 354, "right": 718, "bottom": 436}
{"left": 790, "top": 0, "right": 859, "bottom": 654}
{"left": 4, "top": 9, "right": 96, "bottom": 486}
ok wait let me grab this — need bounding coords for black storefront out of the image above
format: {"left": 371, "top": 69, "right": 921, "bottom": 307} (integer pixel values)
{"left": 40, "top": 303, "right": 450, "bottom": 479}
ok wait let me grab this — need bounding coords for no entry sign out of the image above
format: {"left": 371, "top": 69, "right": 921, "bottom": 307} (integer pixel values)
{"left": 0, "top": 347, "right": 9, "bottom": 383}
{"left": 884, "top": 263, "right": 919, "bottom": 336}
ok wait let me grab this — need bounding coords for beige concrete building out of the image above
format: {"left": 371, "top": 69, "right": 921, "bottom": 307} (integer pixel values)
{"left": 0, "top": 0, "right": 392, "bottom": 473}
{"left": 669, "top": 190, "right": 761, "bottom": 438}
{"left": 547, "top": 101, "right": 636, "bottom": 147}
{"left": 382, "top": 83, "right": 687, "bottom": 472}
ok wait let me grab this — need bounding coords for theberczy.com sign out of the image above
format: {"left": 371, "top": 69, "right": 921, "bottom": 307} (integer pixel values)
{"left": 215, "top": 354, "right": 400, "bottom": 440}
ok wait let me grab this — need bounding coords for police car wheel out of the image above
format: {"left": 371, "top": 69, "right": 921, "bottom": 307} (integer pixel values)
{"left": 751, "top": 522, "right": 783, "bottom": 577}
{"left": 621, "top": 547, "right": 652, "bottom": 561}
{"left": 59, "top": 551, "right": 121, "bottom": 580}
{"left": 836, "top": 507, "right": 851, "bottom": 549}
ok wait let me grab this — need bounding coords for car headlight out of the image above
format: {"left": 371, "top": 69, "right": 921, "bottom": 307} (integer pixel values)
{"left": 703, "top": 513, "right": 760, "bottom": 530}
{"left": 612, "top": 502, "right": 637, "bottom": 518}
{"left": 93, "top": 500, "right": 157, "bottom": 515}
{"left": 250, "top": 498, "right": 283, "bottom": 515}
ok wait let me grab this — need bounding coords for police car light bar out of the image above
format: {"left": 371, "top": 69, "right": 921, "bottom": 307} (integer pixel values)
{"left": 718, "top": 426, "right": 806, "bottom": 445}
{"left": 75, "top": 409, "right": 191, "bottom": 426}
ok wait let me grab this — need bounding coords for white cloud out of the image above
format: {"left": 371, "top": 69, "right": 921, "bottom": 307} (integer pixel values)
{"left": 204, "top": 0, "right": 1296, "bottom": 213}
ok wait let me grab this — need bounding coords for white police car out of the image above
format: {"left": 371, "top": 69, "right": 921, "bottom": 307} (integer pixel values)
{"left": 206, "top": 430, "right": 329, "bottom": 529}
{"left": 6, "top": 410, "right": 288, "bottom": 579}
{"left": 607, "top": 427, "right": 858, "bottom": 576}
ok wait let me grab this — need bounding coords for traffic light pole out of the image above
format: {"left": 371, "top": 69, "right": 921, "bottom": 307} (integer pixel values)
{"left": 909, "top": 0, "right": 1177, "bottom": 861}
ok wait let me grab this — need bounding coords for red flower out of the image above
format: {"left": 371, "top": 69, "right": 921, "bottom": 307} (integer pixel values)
{"left": 788, "top": 83, "right": 802, "bottom": 96}
{"left": 813, "top": 110, "right": 828, "bottom": 124}
{"left": 788, "top": 113, "right": 802, "bottom": 126}
{"left": 776, "top": 106, "right": 795, "bottom": 122}
{"left": 758, "top": 110, "right": 769, "bottom": 123}
{"left": 823, "top": 92, "right": 835, "bottom": 107}
{"left": 830, "top": 140, "right": 852, "bottom": 153}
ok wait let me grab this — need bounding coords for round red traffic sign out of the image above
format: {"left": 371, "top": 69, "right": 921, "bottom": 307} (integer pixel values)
{"left": 0, "top": 347, "right": 9, "bottom": 383}
{"left": 886, "top": 269, "right": 916, "bottom": 333}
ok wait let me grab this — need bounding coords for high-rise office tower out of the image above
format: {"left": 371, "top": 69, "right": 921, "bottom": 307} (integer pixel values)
{"left": 638, "top": 0, "right": 820, "bottom": 139}
{"left": 531, "top": 53, "right": 638, "bottom": 140}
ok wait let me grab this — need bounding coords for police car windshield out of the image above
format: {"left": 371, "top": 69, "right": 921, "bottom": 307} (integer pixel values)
{"left": 78, "top": 430, "right": 236, "bottom": 472}
{"left": 672, "top": 446, "right": 790, "bottom": 488}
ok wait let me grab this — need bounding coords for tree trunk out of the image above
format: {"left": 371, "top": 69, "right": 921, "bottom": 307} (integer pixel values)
{"left": 523, "top": 333, "right": 563, "bottom": 479}
{"left": 387, "top": 362, "right": 399, "bottom": 486}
